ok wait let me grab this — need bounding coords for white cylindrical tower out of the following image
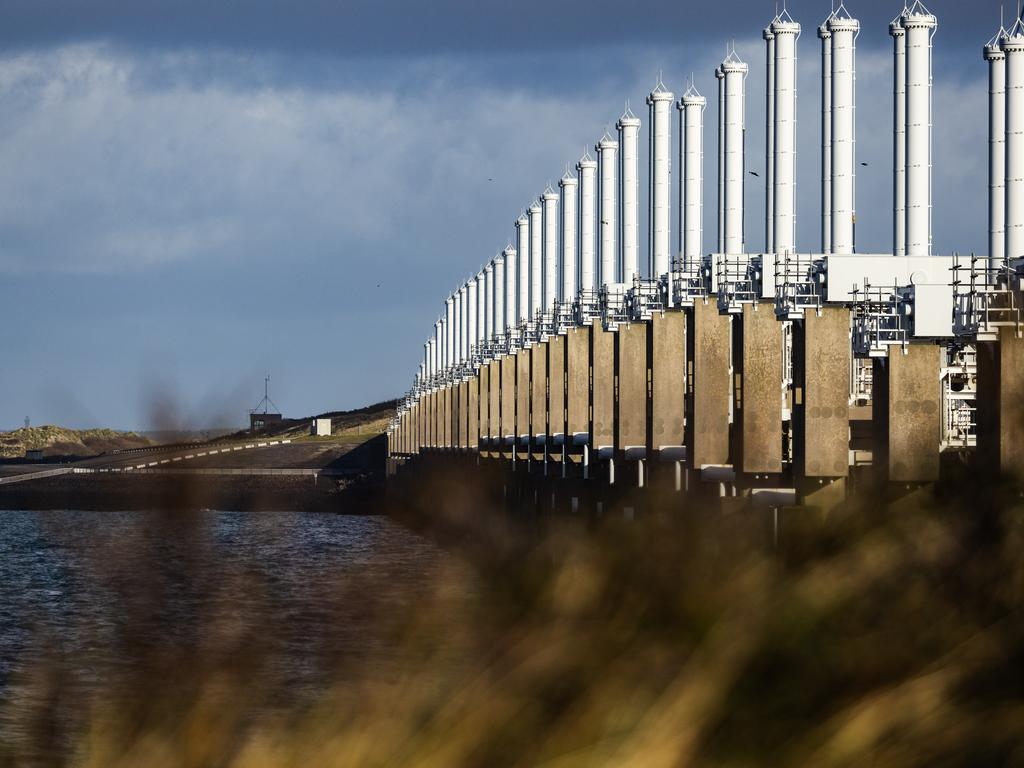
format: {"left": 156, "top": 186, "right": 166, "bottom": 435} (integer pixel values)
{"left": 716, "top": 67, "right": 725, "bottom": 253}
{"left": 468, "top": 277, "right": 478, "bottom": 359}
{"left": 577, "top": 150, "right": 598, "bottom": 293}
{"left": 503, "top": 245, "right": 517, "bottom": 330}
{"left": 456, "top": 285, "right": 465, "bottom": 364}
{"left": 483, "top": 263, "right": 493, "bottom": 343}
{"left": 494, "top": 255, "right": 506, "bottom": 338}
{"left": 722, "top": 51, "right": 748, "bottom": 256}
{"left": 648, "top": 82, "right": 674, "bottom": 278}
{"left": 444, "top": 295, "right": 454, "bottom": 371}
{"left": 891, "top": 16, "right": 907, "bottom": 256}
{"left": 903, "top": 4, "right": 936, "bottom": 257}
{"left": 560, "top": 170, "right": 578, "bottom": 301}
{"left": 476, "top": 271, "right": 486, "bottom": 348}
{"left": 528, "top": 202, "right": 543, "bottom": 316}
{"left": 515, "top": 214, "right": 530, "bottom": 324}
{"left": 829, "top": 12, "right": 859, "bottom": 255}
{"left": 618, "top": 107, "right": 641, "bottom": 282}
{"left": 772, "top": 14, "right": 801, "bottom": 255}
{"left": 819, "top": 19, "right": 832, "bottom": 253}
{"left": 987, "top": 29, "right": 1007, "bottom": 269}
{"left": 542, "top": 188, "right": 559, "bottom": 310}
{"left": 764, "top": 25, "right": 776, "bottom": 253}
{"left": 1005, "top": 23, "right": 1024, "bottom": 261}
{"left": 433, "top": 321, "right": 441, "bottom": 377}
{"left": 680, "top": 84, "right": 706, "bottom": 266}
{"left": 597, "top": 132, "right": 619, "bottom": 286}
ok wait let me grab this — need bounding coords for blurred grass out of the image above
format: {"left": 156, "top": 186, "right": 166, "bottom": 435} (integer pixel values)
{"left": 1, "top": 476, "right": 1023, "bottom": 767}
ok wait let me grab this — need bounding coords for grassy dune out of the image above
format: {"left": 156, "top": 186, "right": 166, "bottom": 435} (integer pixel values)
{"left": 0, "top": 426, "right": 153, "bottom": 459}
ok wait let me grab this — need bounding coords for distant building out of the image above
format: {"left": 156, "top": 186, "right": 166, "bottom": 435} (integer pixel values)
{"left": 312, "top": 418, "right": 332, "bottom": 437}
{"left": 249, "top": 412, "right": 283, "bottom": 434}
{"left": 25, "top": 449, "right": 43, "bottom": 461}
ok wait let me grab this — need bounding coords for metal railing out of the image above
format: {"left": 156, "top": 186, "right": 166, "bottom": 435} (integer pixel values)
{"left": 626, "top": 276, "right": 666, "bottom": 321}
{"left": 670, "top": 256, "right": 709, "bottom": 307}
{"left": 951, "top": 254, "right": 1022, "bottom": 341}
{"left": 600, "top": 286, "right": 629, "bottom": 331}
{"left": 575, "top": 290, "right": 603, "bottom": 325}
{"left": 850, "top": 357, "right": 872, "bottom": 406}
{"left": 851, "top": 284, "right": 910, "bottom": 357}
{"left": 941, "top": 344, "right": 978, "bottom": 451}
{"left": 774, "top": 253, "right": 824, "bottom": 319}
{"left": 715, "top": 253, "right": 756, "bottom": 314}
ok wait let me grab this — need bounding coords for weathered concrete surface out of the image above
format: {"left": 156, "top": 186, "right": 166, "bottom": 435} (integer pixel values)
{"left": 488, "top": 360, "right": 501, "bottom": 447}
{"left": 688, "top": 301, "right": 731, "bottom": 467}
{"left": 873, "top": 344, "right": 941, "bottom": 483}
{"left": 739, "top": 303, "right": 783, "bottom": 474}
{"left": 616, "top": 322, "right": 648, "bottom": 453}
{"left": 650, "top": 311, "right": 685, "bottom": 453}
{"left": 442, "top": 386, "right": 451, "bottom": 449}
{"left": 501, "top": 355, "right": 515, "bottom": 447}
{"left": 977, "top": 328, "right": 1024, "bottom": 478}
{"left": 566, "top": 326, "right": 591, "bottom": 443}
{"left": 799, "top": 307, "right": 850, "bottom": 478}
{"left": 531, "top": 342, "right": 548, "bottom": 444}
{"left": 548, "top": 335, "right": 566, "bottom": 442}
{"left": 516, "top": 349, "right": 531, "bottom": 456}
{"left": 458, "top": 380, "right": 468, "bottom": 449}
{"left": 591, "top": 322, "right": 615, "bottom": 451}
{"left": 467, "top": 376, "right": 479, "bottom": 450}
{"left": 478, "top": 367, "right": 489, "bottom": 452}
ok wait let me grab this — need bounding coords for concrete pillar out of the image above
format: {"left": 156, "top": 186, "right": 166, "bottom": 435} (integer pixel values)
{"left": 872, "top": 344, "right": 941, "bottom": 483}
{"left": 794, "top": 307, "right": 850, "bottom": 482}
{"left": 516, "top": 348, "right": 531, "bottom": 459}
{"left": 738, "top": 303, "right": 783, "bottom": 475}
{"left": 548, "top": 335, "right": 566, "bottom": 449}
{"left": 468, "top": 375, "right": 479, "bottom": 450}
{"left": 531, "top": 341, "right": 548, "bottom": 460}
{"left": 615, "top": 322, "right": 648, "bottom": 457}
{"left": 566, "top": 325, "right": 591, "bottom": 447}
{"left": 459, "top": 380, "right": 469, "bottom": 449}
{"left": 478, "top": 366, "right": 489, "bottom": 454}
{"left": 977, "top": 328, "right": 1024, "bottom": 478}
{"left": 688, "top": 301, "right": 731, "bottom": 468}
{"left": 590, "top": 321, "right": 615, "bottom": 456}
{"left": 649, "top": 312, "right": 686, "bottom": 457}
{"left": 501, "top": 353, "right": 515, "bottom": 455}
{"left": 488, "top": 359, "right": 501, "bottom": 451}
{"left": 443, "top": 385, "right": 452, "bottom": 449}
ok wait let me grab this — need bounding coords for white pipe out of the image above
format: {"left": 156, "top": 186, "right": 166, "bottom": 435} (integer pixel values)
{"left": 773, "top": 16, "right": 800, "bottom": 256}
{"left": 1005, "top": 25, "right": 1024, "bottom": 261}
{"left": 542, "top": 188, "right": 559, "bottom": 310}
{"left": 716, "top": 67, "right": 725, "bottom": 253}
{"left": 445, "top": 295, "right": 454, "bottom": 371}
{"left": 618, "top": 108, "right": 641, "bottom": 282}
{"left": 483, "top": 264, "right": 493, "bottom": 344}
{"left": 560, "top": 171, "right": 578, "bottom": 301}
{"left": 987, "top": 33, "right": 1007, "bottom": 269}
{"left": 577, "top": 151, "right": 597, "bottom": 293}
{"left": 891, "top": 17, "right": 907, "bottom": 256}
{"left": 503, "top": 245, "right": 517, "bottom": 330}
{"left": 597, "top": 133, "right": 619, "bottom": 286}
{"left": 529, "top": 202, "right": 543, "bottom": 316}
{"left": 467, "top": 277, "right": 477, "bottom": 361}
{"left": 680, "top": 85, "right": 706, "bottom": 266}
{"left": 819, "top": 20, "right": 832, "bottom": 254}
{"left": 648, "top": 84, "right": 674, "bottom": 278}
{"left": 494, "top": 255, "right": 506, "bottom": 338}
{"left": 456, "top": 286, "right": 465, "bottom": 365}
{"left": 903, "top": 6, "right": 935, "bottom": 257}
{"left": 764, "top": 25, "right": 775, "bottom": 254}
{"left": 722, "top": 53, "right": 748, "bottom": 256}
{"left": 829, "top": 13, "right": 859, "bottom": 255}
{"left": 433, "top": 322, "right": 441, "bottom": 378}
{"left": 515, "top": 214, "right": 530, "bottom": 324}
{"left": 476, "top": 271, "right": 486, "bottom": 348}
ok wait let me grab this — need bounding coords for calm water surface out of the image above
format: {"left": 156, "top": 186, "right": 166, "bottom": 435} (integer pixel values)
{"left": 0, "top": 510, "right": 465, "bottom": 747}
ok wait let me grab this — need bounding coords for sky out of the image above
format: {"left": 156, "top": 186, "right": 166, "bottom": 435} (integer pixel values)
{"left": 0, "top": 0, "right": 1006, "bottom": 431}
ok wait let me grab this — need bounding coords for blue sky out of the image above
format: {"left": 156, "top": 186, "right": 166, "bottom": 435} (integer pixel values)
{"left": 0, "top": 0, "right": 1005, "bottom": 430}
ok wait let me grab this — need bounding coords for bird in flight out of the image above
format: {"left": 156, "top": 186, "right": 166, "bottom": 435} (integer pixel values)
{"left": 748, "top": 171, "right": 759, "bottom": 177}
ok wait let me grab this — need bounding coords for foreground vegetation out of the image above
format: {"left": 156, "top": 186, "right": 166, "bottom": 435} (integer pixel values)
{"left": 1, "top": 478, "right": 1022, "bottom": 766}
